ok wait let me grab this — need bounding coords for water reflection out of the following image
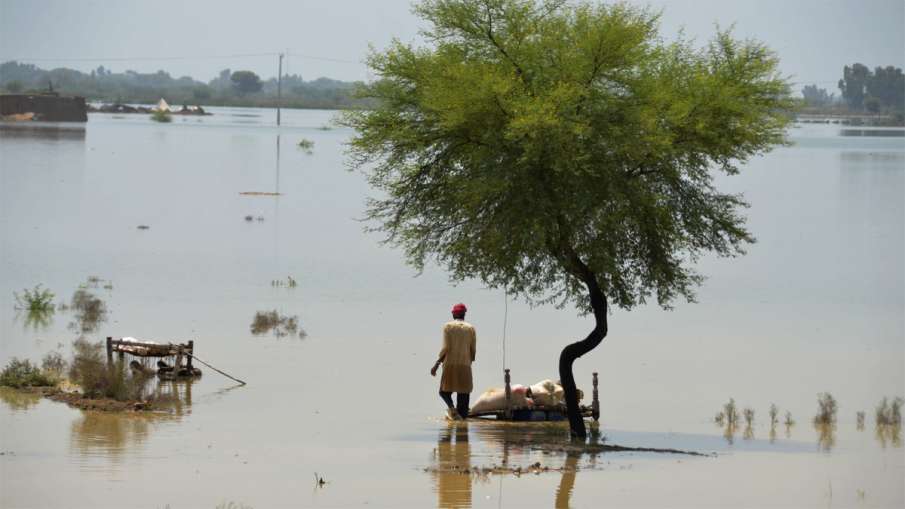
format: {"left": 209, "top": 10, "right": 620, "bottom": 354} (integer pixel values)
{"left": 554, "top": 453, "right": 579, "bottom": 509}
{"left": 0, "top": 386, "right": 41, "bottom": 411}
{"left": 839, "top": 128, "right": 905, "bottom": 137}
{"left": 429, "top": 422, "right": 593, "bottom": 509}
{"left": 0, "top": 122, "right": 86, "bottom": 140}
{"left": 18, "top": 308, "right": 54, "bottom": 331}
{"left": 68, "top": 379, "right": 194, "bottom": 462}
{"left": 814, "top": 423, "right": 836, "bottom": 452}
{"left": 432, "top": 424, "right": 472, "bottom": 508}
{"left": 67, "top": 288, "right": 108, "bottom": 334}
{"left": 875, "top": 424, "right": 902, "bottom": 448}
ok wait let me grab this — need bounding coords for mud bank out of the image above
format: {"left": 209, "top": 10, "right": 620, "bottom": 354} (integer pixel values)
{"left": 10, "top": 386, "right": 157, "bottom": 412}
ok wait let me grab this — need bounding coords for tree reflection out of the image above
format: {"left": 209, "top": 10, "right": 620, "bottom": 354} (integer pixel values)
{"left": 20, "top": 308, "right": 54, "bottom": 331}
{"left": 68, "top": 379, "right": 195, "bottom": 462}
{"left": 814, "top": 422, "right": 836, "bottom": 452}
{"left": 0, "top": 386, "right": 42, "bottom": 411}
{"left": 554, "top": 452, "right": 579, "bottom": 509}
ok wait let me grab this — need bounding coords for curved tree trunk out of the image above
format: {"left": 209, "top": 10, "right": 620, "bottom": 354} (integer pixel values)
{"left": 559, "top": 255, "right": 608, "bottom": 439}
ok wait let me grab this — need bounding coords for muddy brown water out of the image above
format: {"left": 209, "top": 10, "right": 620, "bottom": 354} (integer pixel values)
{"left": 1, "top": 111, "right": 903, "bottom": 508}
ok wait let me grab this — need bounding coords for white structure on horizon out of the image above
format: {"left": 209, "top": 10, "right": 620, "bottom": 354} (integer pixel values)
{"left": 153, "top": 98, "right": 170, "bottom": 112}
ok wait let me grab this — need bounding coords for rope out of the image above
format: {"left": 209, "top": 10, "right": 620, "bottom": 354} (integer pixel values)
{"left": 501, "top": 287, "right": 508, "bottom": 371}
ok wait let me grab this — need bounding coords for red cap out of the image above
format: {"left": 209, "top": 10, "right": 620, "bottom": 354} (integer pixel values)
{"left": 451, "top": 303, "right": 467, "bottom": 315}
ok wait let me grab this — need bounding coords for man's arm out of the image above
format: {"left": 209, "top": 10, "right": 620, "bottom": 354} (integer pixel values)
{"left": 470, "top": 327, "right": 476, "bottom": 362}
{"left": 431, "top": 326, "right": 449, "bottom": 376}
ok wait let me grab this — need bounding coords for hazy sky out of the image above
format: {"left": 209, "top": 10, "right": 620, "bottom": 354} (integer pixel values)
{"left": 1, "top": 0, "right": 902, "bottom": 91}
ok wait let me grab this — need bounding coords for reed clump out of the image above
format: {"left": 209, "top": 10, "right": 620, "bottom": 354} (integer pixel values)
{"left": 715, "top": 398, "right": 739, "bottom": 427}
{"left": 271, "top": 276, "right": 297, "bottom": 288}
{"left": 875, "top": 397, "right": 903, "bottom": 426}
{"left": 813, "top": 392, "right": 838, "bottom": 426}
{"left": 856, "top": 411, "right": 866, "bottom": 430}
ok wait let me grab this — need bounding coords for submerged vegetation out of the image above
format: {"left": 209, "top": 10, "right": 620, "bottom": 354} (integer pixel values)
{"left": 250, "top": 310, "right": 306, "bottom": 339}
{"left": 297, "top": 138, "right": 314, "bottom": 153}
{"left": 270, "top": 276, "right": 298, "bottom": 288}
{"left": 875, "top": 396, "right": 903, "bottom": 426}
{"left": 715, "top": 398, "right": 739, "bottom": 427}
{"left": 13, "top": 284, "right": 55, "bottom": 312}
{"left": 151, "top": 109, "right": 172, "bottom": 123}
{"left": 13, "top": 285, "right": 57, "bottom": 330}
{"left": 814, "top": 392, "right": 838, "bottom": 425}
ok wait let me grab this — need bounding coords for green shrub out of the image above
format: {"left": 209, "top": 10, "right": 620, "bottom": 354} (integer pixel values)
{"left": 0, "top": 358, "right": 57, "bottom": 388}
{"left": 151, "top": 109, "right": 172, "bottom": 123}
{"left": 13, "top": 285, "right": 55, "bottom": 312}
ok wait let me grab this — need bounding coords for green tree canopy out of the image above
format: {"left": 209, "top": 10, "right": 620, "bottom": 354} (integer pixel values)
{"left": 344, "top": 0, "right": 792, "bottom": 437}
{"left": 230, "top": 70, "right": 263, "bottom": 95}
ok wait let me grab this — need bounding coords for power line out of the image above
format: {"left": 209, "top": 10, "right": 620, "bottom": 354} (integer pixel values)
{"left": 2, "top": 51, "right": 360, "bottom": 65}
{"left": 1, "top": 52, "right": 279, "bottom": 62}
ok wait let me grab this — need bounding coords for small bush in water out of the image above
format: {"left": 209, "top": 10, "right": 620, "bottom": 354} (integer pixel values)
{"left": 298, "top": 138, "right": 314, "bottom": 153}
{"left": 13, "top": 284, "right": 55, "bottom": 312}
{"left": 814, "top": 392, "right": 838, "bottom": 425}
{"left": 68, "top": 338, "right": 150, "bottom": 401}
{"left": 0, "top": 358, "right": 58, "bottom": 388}
{"left": 769, "top": 403, "right": 779, "bottom": 427}
{"left": 876, "top": 397, "right": 904, "bottom": 426}
{"left": 151, "top": 109, "right": 172, "bottom": 123}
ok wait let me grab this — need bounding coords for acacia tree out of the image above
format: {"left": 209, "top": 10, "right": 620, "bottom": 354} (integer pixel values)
{"left": 344, "top": 0, "right": 792, "bottom": 438}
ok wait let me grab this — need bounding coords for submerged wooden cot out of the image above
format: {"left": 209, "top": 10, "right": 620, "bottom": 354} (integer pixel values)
{"left": 106, "top": 336, "right": 202, "bottom": 379}
{"left": 468, "top": 368, "right": 600, "bottom": 422}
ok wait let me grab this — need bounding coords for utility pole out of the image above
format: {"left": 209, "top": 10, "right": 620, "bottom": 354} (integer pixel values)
{"left": 277, "top": 53, "right": 284, "bottom": 126}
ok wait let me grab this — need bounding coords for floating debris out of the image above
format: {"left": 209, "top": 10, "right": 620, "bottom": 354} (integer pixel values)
{"left": 137, "top": 225, "right": 150, "bottom": 230}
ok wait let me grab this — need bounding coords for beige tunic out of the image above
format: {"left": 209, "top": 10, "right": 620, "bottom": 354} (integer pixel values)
{"left": 438, "top": 320, "right": 476, "bottom": 393}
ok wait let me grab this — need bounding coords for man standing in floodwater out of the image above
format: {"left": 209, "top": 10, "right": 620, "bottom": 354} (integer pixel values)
{"left": 431, "top": 303, "right": 476, "bottom": 420}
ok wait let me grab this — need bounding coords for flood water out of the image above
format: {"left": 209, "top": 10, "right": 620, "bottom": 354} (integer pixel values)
{"left": 1, "top": 110, "right": 903, "bottom": 508}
